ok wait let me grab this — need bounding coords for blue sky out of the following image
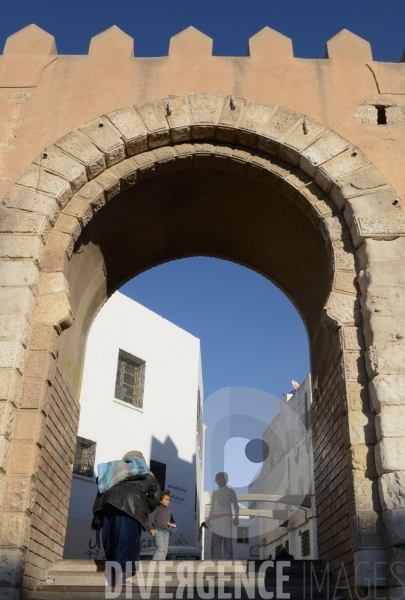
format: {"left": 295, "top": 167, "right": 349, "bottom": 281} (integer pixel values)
{"left": 2, "top": 0, "right": 403, "bottom": 399}
{"left": 1, "top": 0, "right": 404, "bottom": 61}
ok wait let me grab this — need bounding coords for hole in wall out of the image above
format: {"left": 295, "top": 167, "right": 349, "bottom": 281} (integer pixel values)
{"left": 375, "top": 105, "right": 387, "bottom": 125}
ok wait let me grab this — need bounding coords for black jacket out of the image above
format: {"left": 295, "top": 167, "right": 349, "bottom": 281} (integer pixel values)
{"left": 91, "top": 474, "right": 161, "bottom": 531}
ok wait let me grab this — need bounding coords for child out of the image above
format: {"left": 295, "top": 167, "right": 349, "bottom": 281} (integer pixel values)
{"left": 148, "top": 490, "right": 177, "bottom": 560}
{"left": 206, "top": 472, "right": 239, "bottom": 559}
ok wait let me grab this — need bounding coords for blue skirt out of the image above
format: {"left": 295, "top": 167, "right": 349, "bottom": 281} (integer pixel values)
{"left": 102, "top": 504, "right": 142, "bottom": 574}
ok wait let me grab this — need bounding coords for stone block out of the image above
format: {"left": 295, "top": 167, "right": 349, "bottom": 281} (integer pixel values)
{"left": 387, "top": 547, "right": 405, "bottom": 589}
{"left": 28, "top": 326, "right": 58, "bottom": 356}
{"left": 7, "top": 443, "right": 39, "bottom": 476}
{"left": 377, "top": 407, "right": 405, "bottom": 442}
{"left": 375, "top": 438, "right": 405, "bottom": 474}
{"left": 0, "top": 512, "right": 31, "bottom": 547}
{"left": 76, "top": 180, "right": 105, "bottom": 213}
{"left": 0, "top": 288, "right": 35, "bottom": 320}
{"left": 62, "top": 197, "right": 92, "bottom": 228}
{"left": 0, "top": 435, "right": 11, "bottom": 472}
{"left": 349, "top": 444, "right": 377, "bottom": 478}
{"left": 2, "top": 476, "right": 35, "bottom": 512}
{"left": 258, "top": 107, "right": 301, "bottom": 155}
{"left": 344, "top": 188, "right": 399, "bottom": 228}
{"left": 2, "top": 186, "right": 60, "bottom": 226}
{"left": 338, "top": 326, "right": 364, "bottom": 354}
{"left": 161, "top": 95, "right": 191, "bottom": 143}
{"left": 33, "top": 292, "right": 73, "bottom": 332}
{"left": 4, "top": 24, "right": 56, "bottom": 55}
{"left": 0, "top": 260, "right": 39, "bottom": 288}
{"left": 370, "top": 376, "right": 405, "bottom": 413}
{"left": 344, "top": 381, "right": 371, "bottom": 412}
{"left": 0, "top": 235, "right": 44, "bottom": 267}
{"left": 45, "top": 230, "right": 73, "bottom": 258}
{"left": 110, "top": 158, "right": 138, "bottom": 189}
{"left": 188, "top": 93, "right": 224, "bottom": 141}
{"left": 55, "top": 130, "right": 106, "bottom": 179}
{"left": 53, "top": 213, "right": 81, "bottom": 241}
{"left": 93, "top": 169, "right": 120, "bottom": 201}
{"left": 383, "top": 509, "right": 405, "bottom": 545}
{"left": 379, "top": 472, "right": 405, "bottom": 511}
{"left": 354, "top": 549, "right": 387, "bottom": 587}
{"left": 217, "top": 96, "right": 247, "bottom": 143}
{"left": 331, "top": 165, "right": 388, "bottom": 208}
{"left": 347, "top": 477, "right": 381, "bottom": 514}
{"left": 16, "top": 164, "right": 72, "bottom": 208}
{"left": 14, "top": 412, "right": 45, "bottom": 443}
{"left": 361, "top": 285, "right": 405, "bottom": 319}
{"left": 41, "top": 248, "right": 68, "bottom": 273}
{"left": 0, "top": 343, "right": 25, "bottom": 373}
{"left": 80, "top": 118, "right": 126, "bottom": 167}
{"left": 37, "top": 272, "right": 69, "bottom": 297}
{"left": 352, "top": 212, "right": 405, "bottom": 248}
{"left": 0, "top": 402, "right": 16, "bottom": 439}
{"left": 280, "top": 118, "right": 327, "bottom": 166}
{"left": 0, "top": 371, "right": 22, "bottom": 407}
{"left": 0, "top": 208, "right": 50, "bottom": 242}
{"left": 367, "top": 342, "right": 405, "bottom": 378}
{"left": 344, "top": 410, "right": 376, "bottom": 446}
{"left": 323, "top": 291, "right": 361, "bottom": 328}
{"left": 89, "top": 25, "right": 134, "bottom": 57}
{"left": 237, "top": 100, "right": 274, "bottom": 147}
{"left": 248, "top": 27, "right": 293, "bottom": 57}
{"left": 0, "top": 315, "right": 30, "bottom": 346}
{"left": 358, "top": 238, "right": 405, "bottom": 269}
{"left": 316, "top": 148, "right": 370, "bottom": 194}
{"left": 0, "top": 548, "right": 25, "bottom": 586}
{"left": 33, "top": 145, "right": 87, "bottom": 194}
{"left": 23, "top": 351, "right": 56, "bottom": 382}
{"left": 154, "top": 146, "right": 177, "bottom": 174}
{"left": 339, "top": 350, "right": 367, "bottom": 382}
{"left": 300, "top": 131, "right": 349, "bottom": 177}
{"left": 333, "top": 272, "right": 357, "bottom": 295}
{"left": 20, "top": 380, "right": 49, "bottom": 411}
{"left": 326, "top": 29, "right": 372, "bottom": 61}
{"left": 359, "top": 264, "right": 405, "bottom": 296}
{"left": 332, "top": 250, "right": 356, "bottom": 272}
{"left": 135, "top": 100, "right": 170, "bottom": 148}
{"left": 350, "top": 510, "right": 388, "bottom": 549}
{"left": 107, "top": 106, "right": 148, "bottom": 154}
{"left": 132, "top": 152, "right": 157, "bottom": 180}
{"left": 169, "top": 26, "right": 212, "bottom": 56}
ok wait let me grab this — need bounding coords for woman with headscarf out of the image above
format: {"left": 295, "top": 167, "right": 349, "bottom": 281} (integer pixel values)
{"left": 91, "top": 450, "right": 160, "bottom": 583}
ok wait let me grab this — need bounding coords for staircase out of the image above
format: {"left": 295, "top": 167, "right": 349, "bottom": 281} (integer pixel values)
{"left": 32, "top": 559, "right": 343, "bottom": 599}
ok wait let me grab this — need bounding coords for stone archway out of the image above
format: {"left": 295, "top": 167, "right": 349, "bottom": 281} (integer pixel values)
{"left": 1, "top": 93, "right": 404, "bottom": 597}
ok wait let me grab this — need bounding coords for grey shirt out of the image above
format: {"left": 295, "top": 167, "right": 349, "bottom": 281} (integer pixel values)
{"left": 148, "top": 505, "right": 176, "bottom": 532}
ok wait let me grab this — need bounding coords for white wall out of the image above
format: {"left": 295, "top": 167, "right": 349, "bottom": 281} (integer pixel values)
{"left": 64, "top": 291, "right": 203, "bottom": 559}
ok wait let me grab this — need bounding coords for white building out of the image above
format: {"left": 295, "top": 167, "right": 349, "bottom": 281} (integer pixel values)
{"left": 257, "top": 375, "right": 317, "bottom": 560}
{"left": 202, "top": 376, "right": 317, "bottom": 561}
{"left": 64, "top": 291, "right": 204, "bottom": 559}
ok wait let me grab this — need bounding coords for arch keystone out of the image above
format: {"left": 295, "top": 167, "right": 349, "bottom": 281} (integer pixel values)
{"left": 325, "top": 29, "right": 372, "bottom": 61}
{"left": 89, "top": 25, "right": 134, "bottom": 57}
{"left": 169, "top": 26, "right": 213, "bottom": 56}
{"left": 248, "top": 27, "right": 293, "bottom": 58}
{"left": 3, "top": 24, "right": 57, "bottom": 55}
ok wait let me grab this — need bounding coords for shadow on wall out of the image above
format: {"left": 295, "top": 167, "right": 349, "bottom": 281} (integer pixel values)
{"left": 63, "top": 435, "right": 198, "bottom": 559}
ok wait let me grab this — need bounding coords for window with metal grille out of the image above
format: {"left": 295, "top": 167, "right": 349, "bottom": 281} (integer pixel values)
{"left": 115, "top": 349, "right": 146, "bottom": 408}
{"left": 73, "top": 437, "right": 96, "bottom": 478}
{"left": 237, "top": 527, "right": 249, "bottom": 544}
{"left": 301, "top": 530, "right": 311, "bottom": 557}
{"left": 196, "top": 390, "right": 203, "bottom": 465}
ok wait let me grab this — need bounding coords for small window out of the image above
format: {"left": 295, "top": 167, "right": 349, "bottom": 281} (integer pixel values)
{"left": 150, "top": 460, "right": 166, "bottom": 490}
{"left": 115, "top": 349, "right": 146, "bottom": 408}
{"left": 237, "top": 527, "right": 249, "bottom": 544}
{"left": 73, "top": 436, "right": 96, "bottom": 478}
{"left": 301, "top": 530, "right": 311, "bottom": 557}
